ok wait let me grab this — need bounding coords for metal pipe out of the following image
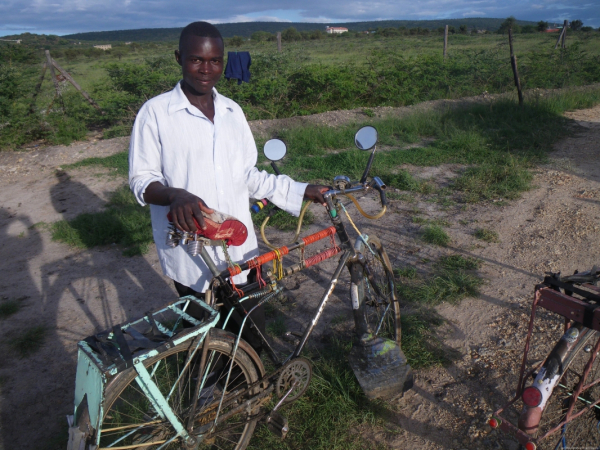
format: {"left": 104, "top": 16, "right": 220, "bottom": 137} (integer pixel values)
{"left": 293, "top": 250, "right": 352, "bottom": 357}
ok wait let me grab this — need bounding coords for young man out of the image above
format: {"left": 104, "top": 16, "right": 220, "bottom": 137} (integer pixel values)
{"left": 129, "top": 22, "right": 328, "bottom": 348}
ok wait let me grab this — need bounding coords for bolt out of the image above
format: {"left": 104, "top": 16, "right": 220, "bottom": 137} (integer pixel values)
{"left": 584, "top": 344, "right": 593, "bottom": 353}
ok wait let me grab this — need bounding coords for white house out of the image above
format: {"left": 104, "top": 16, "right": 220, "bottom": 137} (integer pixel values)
{"left": 94, "top": 44, "right": 112, "bottom": 50}
{"left": 326, "top": 26, "right": 348, "bottom": 34}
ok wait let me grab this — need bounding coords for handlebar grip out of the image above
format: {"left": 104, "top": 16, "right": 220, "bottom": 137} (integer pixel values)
{"left": 380, "top": 189, "right": 388, "bottom": 207}
{"left": 251, "top": 199, "right": 269, "bottom": 214}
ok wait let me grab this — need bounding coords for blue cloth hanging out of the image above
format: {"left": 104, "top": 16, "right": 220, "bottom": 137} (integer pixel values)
{"left": 224, "top": 51, "right": 251, "bottom": 85}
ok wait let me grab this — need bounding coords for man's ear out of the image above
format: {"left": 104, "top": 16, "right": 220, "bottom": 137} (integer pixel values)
{"left": 174, "top": 50, "right": 182, "bottom": 66}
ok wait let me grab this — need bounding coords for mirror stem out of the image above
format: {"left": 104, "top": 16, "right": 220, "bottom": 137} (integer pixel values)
{"left": 271, "top": 161, "right": 281, "bottom": 175}
{"left": 360, "top": 147, "right": 376, "bottom": 184}
{"left": 271, "top": 161, "right": 282, "bottom": 176}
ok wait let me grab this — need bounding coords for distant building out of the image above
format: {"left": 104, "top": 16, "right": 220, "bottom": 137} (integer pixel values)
{"left": 544, "top": 28, "right": 560, "bottom": 33}
{"left": 94, "top": 44, "right": 112, "bottom": 50}
{"left": 326, "top": 26, "right": 348, "bottom": 34}
{"left": 0, "top": 39, "right": 21, "bottom": 44}
{"left": 125, "top": 42, "right": 132, "bottom": 45}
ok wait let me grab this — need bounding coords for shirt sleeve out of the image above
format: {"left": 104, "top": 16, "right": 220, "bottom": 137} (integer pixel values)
{"left": 241, "top": 117, "right": 307, "bottom": 216}
{"left": 129, "top": 104, "right": 167, "bottom": 206}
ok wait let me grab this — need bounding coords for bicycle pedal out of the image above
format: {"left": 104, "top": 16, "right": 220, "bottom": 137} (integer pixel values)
{"left": 267, "top": 411, "right": 289, "bottom": 439}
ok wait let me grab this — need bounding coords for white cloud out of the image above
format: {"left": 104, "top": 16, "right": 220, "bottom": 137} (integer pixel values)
{"left": 209, "top": 14, "right": 291, "bottom": 23}
{"left": 462, "top": 10, "right": 485, "bottom": 16}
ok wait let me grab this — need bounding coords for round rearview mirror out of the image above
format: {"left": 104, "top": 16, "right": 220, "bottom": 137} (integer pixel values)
{"left": 354, "top": 126, "right": 378, "bottom": 151}
{"left": 264, "top": 139, "right": 287, "bottom": 161}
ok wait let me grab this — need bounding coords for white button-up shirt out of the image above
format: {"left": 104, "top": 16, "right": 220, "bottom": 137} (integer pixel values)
{"left": 129, "top": 82, "right": 307, "bottom": 291}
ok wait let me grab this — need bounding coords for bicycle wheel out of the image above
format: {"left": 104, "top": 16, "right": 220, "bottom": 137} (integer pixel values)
{"left": 533, "top": 329, "right": 600, "bottom": 449}
{"left": 352, "top": 235, "right": 401, "bottom": 345}
{"left": 98, "top": 330, "right": 261, "bottom": 450}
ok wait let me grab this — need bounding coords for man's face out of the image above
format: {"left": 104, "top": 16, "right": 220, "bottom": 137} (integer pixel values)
{"left": 175, "top": 36, "right": 224, "bottom": 96}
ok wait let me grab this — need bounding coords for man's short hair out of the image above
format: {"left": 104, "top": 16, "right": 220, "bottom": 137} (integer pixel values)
{"left": 179, "top": 21, "right": 223, "bottom": 52}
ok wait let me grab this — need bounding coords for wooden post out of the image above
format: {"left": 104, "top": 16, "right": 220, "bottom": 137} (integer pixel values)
{"left": 45, "top": 50, "right": 65, "bottom": 113}
{"left": 508, "top": 27, "right": 523, "bottom": 106}
{"left": 51, "top": 58, "right": 104, "bottom": 113}
{"left": 29, "top": 61, "right": 47, "bottom": 114}
{"left": 555, "top": 24, "right": 566, "bottom": 49}
{"left": 562, "top": 20, "right": 568, "bottom": 48}
{"left": 277, "top": 32, "right": 282, "bottom": 52}
{"left": 443, "top": 25, "right": 448, "bottom": 60}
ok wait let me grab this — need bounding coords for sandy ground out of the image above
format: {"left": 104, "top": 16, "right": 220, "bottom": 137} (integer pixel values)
{"left": 0, "top": 101, "right": 599, "bottom": 449}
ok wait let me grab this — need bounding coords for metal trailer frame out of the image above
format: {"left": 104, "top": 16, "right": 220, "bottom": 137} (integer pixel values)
{"left": 492, "top": 283, "right": 600, "bottom": 448}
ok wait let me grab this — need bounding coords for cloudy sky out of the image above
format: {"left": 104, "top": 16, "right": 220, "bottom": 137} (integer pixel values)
{"left": 0, "top": 0, "right": 598, "bottom": 37}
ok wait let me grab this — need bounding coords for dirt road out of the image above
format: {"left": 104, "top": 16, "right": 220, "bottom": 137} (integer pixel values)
{"left": 0, "top": 103, "right": 599, "bottom": 449}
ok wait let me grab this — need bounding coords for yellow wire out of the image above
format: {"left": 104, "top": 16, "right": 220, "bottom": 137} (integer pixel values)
{"left": 260, "top": 201, "right": 312, "bottom": 249}
{"left": 344, "top": 194, "right": 387, "bottom": 220}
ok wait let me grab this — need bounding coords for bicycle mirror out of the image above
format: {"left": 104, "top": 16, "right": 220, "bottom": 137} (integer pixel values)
{"left": 264, "top": 139, "right": 287, "bottom": 161}
{"left": 354, "top": 126, "right": 378, "bottom": 151}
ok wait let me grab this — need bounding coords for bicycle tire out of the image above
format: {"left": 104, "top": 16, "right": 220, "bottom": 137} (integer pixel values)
{"left": 352, "top": 235, "right": 401, "bottom": 345}
{"left": 97, "top": 330, "right": 261, "bottom": 450}
{"left": 529, "top": 329, "right": 600, "bottom": 449}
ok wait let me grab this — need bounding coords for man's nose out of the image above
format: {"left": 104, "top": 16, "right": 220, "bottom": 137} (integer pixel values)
{"left": 198, "top": 61, "right": 210, "bottom": 72}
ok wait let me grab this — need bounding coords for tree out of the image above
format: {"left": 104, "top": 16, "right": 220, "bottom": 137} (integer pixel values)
{"left": 571, "top": 20, "right": 583, "bottom": 31}
{"left": 65, "top": 48, "right": 79, "bottom": 62}
{"left": 282, "top": 27, "right": 301, "bottom": 42}
{"left": 228, "top": 36, "right": 243, "bottom": 47}
{"left": 459, "top": 24, "right": 468, "bottom": 34}
{"left": 310, "top": 30, "right": 325, "bottom": 40}
{"left": 537, "top": 21, "right": 549, "bottom": 32}
{"left": 498, "top": 16, "right": 520, "bottom": 34}
{"left": 522, "top": 25, "right": 536, "bottom": 34}
{"left": 251, "top": 31, "right": 273, "bottom": 42}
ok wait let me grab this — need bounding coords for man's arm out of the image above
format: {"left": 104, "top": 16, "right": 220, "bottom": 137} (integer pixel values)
{"left": 129, "top": 104, "right": 213, "bottom": 233}
{"left": 143, "top": 182, "right": 214, "bottom": 233}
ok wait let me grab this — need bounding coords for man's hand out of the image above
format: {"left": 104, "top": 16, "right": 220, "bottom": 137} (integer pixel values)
{"left": 304, "top": 185, "right": 331, "bottom": 206}
{"left": 168, "top": 190, "right": 214, "bottom": 233}
{"left": 143, "top": 182, "right": 214, "bottom": 233}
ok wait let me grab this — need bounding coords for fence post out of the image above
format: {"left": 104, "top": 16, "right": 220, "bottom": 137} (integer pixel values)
{"left": 508, "top": 27, "right": 523, "bottom": 106}
{"left": 562, "top": 20, "right": 568, "bottom": 48}
{"left": 277, "top": 32, "right": 282, "bottom": 52}
{"left": 443, "top": 25, "right": 448, "bottom": 60}
{"left": 45, "top": 50, "right": 65, "bottom": 113}
{"left": 51, "top": 58, "right": 104, "bottom": 114}
{"left": 555, "top": 23, "right": 566, "bottom": 49}
{"left": 29, "top": 61, "right": 47, "bottom": 114}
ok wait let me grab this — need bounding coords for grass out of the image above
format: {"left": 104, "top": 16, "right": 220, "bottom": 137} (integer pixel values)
{"left": 266, "top": 316, "right": 287, "bottom": 337}
{"left": 397, "top": 255, "right": 483, "bottom": 306}
{"left": 395, "top": 255, "right": 483, "bottom": 368}
{"left": 9, "top": 325, "right": 47, "bottom": 357}
{"left": 270, "top": 88, "right": 600, "bottom": 202}
{"left": 249, "top": 339, "right": 386, "bottom": 450}
{"left": 64, "top": 150, "right": 129, "bottom": 177}
{"left": 0, "top": 300, "right": 21, "bottom": 319}
{"left": 51, "top": 185, "right": 152, "bottom": 256}
{"left": 421, "top": 225, "right": 451, "bottom": 246}
{"left": 474, "top": 228, "right": 500, "bottom": 243}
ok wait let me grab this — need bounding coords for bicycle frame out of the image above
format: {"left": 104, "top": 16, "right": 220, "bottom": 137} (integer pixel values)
{"left": 68, "top": 184, "right": 386, "bottom": 448}
{"left": 206, "top": 184, "right": 384, "bottom": 365}
{"left": 492, "top": 282, "right": 600, "bottom": 448}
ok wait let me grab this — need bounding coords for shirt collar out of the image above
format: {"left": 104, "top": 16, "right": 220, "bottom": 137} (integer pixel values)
{"left": 168, "top": 81, "right": 232, "bottom": 117}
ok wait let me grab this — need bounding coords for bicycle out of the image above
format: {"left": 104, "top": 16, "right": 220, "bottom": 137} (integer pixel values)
{"left": 67, "top": 126, "right": 413, "bottom": 450}
{"left": 490, "top": 267, "right": 600, "bottom": 450}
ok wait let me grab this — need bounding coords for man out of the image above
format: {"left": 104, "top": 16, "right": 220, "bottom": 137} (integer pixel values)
{"left": 129, "top": 22, "right": 328, "bottom": 349}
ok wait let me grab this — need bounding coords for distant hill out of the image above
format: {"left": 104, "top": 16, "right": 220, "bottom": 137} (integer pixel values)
{"left": 63, "top": 18, "right": 537, "bottom": 42}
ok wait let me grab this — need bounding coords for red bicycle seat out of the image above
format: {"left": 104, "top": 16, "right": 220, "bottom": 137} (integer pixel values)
{"left": 167, "top": 207, "right": 248, "bottom": 246}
